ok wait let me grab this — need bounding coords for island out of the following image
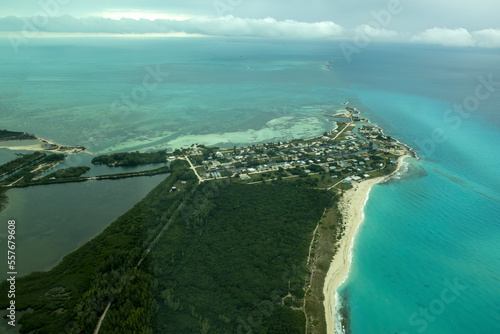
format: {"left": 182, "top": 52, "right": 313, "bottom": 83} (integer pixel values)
{"left": 0, "top": 108, "right": 414, "bottom": 333}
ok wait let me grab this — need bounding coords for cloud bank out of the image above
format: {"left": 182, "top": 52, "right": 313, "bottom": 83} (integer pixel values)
{"left": 412, "top": 28, "right": 475, "bottom": 47}
{"left": 0, "top": 15, "right": 344, "bottom": 39}
{"left": 1, "top": 15, "right": 499, "bottom": 48}
{"left": 472, "top": 29, "right": 500, "bottom": 48}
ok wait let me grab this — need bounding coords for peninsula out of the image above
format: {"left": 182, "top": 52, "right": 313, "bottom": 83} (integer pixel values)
{"left": 0, "top": 107, "right": 413, "bottom": 333}
{"left": 0, "top": 129, "right": 91, "bottom": 155}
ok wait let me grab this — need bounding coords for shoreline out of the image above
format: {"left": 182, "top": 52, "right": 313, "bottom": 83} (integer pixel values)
{"left": 0, "top": 136, "right": 93, "bottom": 155}
{"left": 323, "top": 154, "right": 411, "bottom": 334}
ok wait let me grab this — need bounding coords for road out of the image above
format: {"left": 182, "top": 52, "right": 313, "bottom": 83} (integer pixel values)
{"left": 182, "top": 156, "right": 203, "bottom": 184}
{"left": 93, "top": 193, "right": 192, "bottom": 334}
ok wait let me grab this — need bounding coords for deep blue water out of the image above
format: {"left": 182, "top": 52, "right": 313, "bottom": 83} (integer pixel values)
{"left": 0, "top": 38, "right": 498, "bottom": 333}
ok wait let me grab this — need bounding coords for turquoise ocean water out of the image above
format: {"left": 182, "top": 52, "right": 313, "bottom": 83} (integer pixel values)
{"left": 334, "top": 46, "right": 500, "bottom": 333}
{"left": 0, "top": 38, "right": 498, "bottom": 333}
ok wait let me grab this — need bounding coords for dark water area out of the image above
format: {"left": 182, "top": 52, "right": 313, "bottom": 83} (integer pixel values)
{"left": 338, "top": 288, "right": 352, "bottom": 334}
{"left": 0, "top": 174, "right": 166, "bottom": 278}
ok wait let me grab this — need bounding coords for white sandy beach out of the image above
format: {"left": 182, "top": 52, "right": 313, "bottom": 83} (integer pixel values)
{"left": 0, "top": 137, "right": 92, "bottom": 155}
{"left": 323, "top": 155, "right": 410, "bottom": 334}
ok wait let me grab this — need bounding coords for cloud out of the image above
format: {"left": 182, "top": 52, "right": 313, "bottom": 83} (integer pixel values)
{"left": 182, "top": 16, "right": 344, "bottom": 39}
{"left": 411, "top": 28, "right": 475, "bottom": 47}
{"left": 0, "top": 15, "right": 499, "bottom": 49}
{"left": 353, "top": 24, "right": 400, "bottom": 41}
{"left": 472, "top": 29, "right": 500, "bottom": 48}
{"left": 0, "top": 15, "right": 344, "bottom": 39}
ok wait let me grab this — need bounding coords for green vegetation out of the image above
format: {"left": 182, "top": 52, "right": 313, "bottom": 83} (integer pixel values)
{"left": 149, "top": 182, "right": 332, "bottom": 333}
{"left": 43, "top": 167, "right": 91, "bottom": 179}
{"left": 0, "top": 152, "right": 45, "bottom": 177}
{"left": 0, "top": 121, "right": 410, "bottom": 332}
{"left": 0, "top": 154, "right": 66, "bottom": 187}
{"left": 0, "top": 160, "right": 196, "bottom": 333}
{"left": 0, "top": 154, "right": 172, "bottom": 189}
{"left": 0, "top": 153, "right": 45, "bottom": 211}
{"left": 0, "top": 160, "right": 332, "bottom": 333}
{"left": 92, "top": 151, "right": 168, "bottom": 167}
{"left": 0, "top": 189, "right": 7, "bottom": 212}
{"left": 304, "top": 204, "right": 341, "bottom": 333}
{"left": 0, "top": 129, "right": 35, "bottom": 141}
{"left": 94, "top": 166, "right": 170, "bottom": 181}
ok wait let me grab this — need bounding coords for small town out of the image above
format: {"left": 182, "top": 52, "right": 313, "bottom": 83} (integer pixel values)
{"left": 175, "top": 114, "right": 412, "bottom": 189}
{"left": 0, "top": 108, "right": 413, "bottom": 192}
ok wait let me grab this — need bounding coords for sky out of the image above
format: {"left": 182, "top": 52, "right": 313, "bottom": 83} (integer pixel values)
{"left": 0, "top": 0, "right": 499, "bottom": 47}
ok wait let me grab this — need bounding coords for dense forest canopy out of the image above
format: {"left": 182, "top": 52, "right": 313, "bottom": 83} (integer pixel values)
{"left": 0, "top": 160, "right": 333, "bottom": 333}
{"left": 92, "top": 151, "right": 168, "bottom": 167}
{"left": 0, "top": 129, "right": 36, "bottom": 141}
